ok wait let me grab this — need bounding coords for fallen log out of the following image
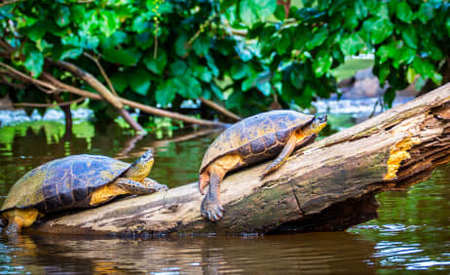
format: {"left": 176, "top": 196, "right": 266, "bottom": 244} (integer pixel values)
{"left": 33, "top": 84, "right": 450, "bottom": 236}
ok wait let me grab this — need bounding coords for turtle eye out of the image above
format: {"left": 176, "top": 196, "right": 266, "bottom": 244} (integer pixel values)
{"left": 143, "top": 150, "right": 153, "bottom": 160}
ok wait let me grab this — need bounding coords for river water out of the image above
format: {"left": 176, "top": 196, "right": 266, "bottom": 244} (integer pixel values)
{"left": 0, "top": 110, "right": 448, "bottom": 274}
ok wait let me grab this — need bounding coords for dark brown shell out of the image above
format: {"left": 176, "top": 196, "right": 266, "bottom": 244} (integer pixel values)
{"left": 1, "top": 155, "right": 130, "bottom": 214}
{"left": 200, "top": 110, "right": 314, "bottom": 173}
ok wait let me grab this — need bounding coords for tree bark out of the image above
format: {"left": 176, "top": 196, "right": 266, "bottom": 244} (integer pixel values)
{"left": 33, "top": 84, "right": 450, "bottom": 236}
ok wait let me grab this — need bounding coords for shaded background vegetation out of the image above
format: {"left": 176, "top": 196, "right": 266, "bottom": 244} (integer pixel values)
{"left": 0, "top": 0, "right": 448, "bottom": 121}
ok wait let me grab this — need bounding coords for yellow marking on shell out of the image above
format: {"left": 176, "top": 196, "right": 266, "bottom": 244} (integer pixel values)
{"left": 100, "top": 170, "right": 116, "bottom": 182}
{"left": 89, "top": 183, "right": 129, "bottom": 206}
{"left": 384, "top": 137, "right": 417, "bottom": 180}
{"left": 2, "top": 208, "right": 41, "bottom": 230}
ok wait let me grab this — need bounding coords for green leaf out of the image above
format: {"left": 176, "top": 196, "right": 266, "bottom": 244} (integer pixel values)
{"left": 205, "top": 54, "right": 219, "bottom": 77}
{"left": 239, "top": 0, "right": 277, "bottom": 26}
{"left": 235, "top": 42, "right": 253, "bottom": 62}
{"left": 406, "top": 66, "right": 416, "bottom": 84}
{"left": 135, "top": 31, "right": 154, "bottom": 50}
{"left": 56, "top": 6, "right": 70, "bottom": 27}
{"left": 192, "top": 35, "right": 210, "bottom": 57}
{"left": 274, "top": 4, "right": 286, "bottom": 20}
{"left": 342, "top": 8, "right": 359, "bottom": 30}
{"left": 132, "top": 14, "right": 151, "bottom": 33}
{"left": 362, "top": 17, "right": 393, "bottom": 44}
{"left": 179, "top": 75, "right": 202, "bottom": 99}
{"left": 143, "top": 51, "right": 167, "bottom": 75}
{"left": 306, "top": 27, "right": 328, "bottom": 50}
{"left": 313, "top": 51, "right": 333, "bottom": 77}
{"left": 192, "top": 65, "right": 212, "bottom": 82}
{"left": 417, "top": 3, "right": 434, "bottom": 24}
{"left": 156, "top": 80, "right": 176, "bottom": 107}
{"left": 383, "top": 87, "right": 396, "bottom": 107}
{"left": 169, "top": 60, "right": 187, "bottom": 76}
{"left": 393, "top": 46, "right": 415, "bottom": 68}
{"left": 377, "top": 63, "right": 390, "bottom": 84}
{"left": 100, "top": 10, "right": 119, "bottom": 37}
{"left": 24, "top": 50, "right": 44, "bottom": 77}
{"left": 340, "top": 33, "right": 364, "bottom": 56}
{"left": 401, "top": 27, "right": 417, "bottom": 49}
{"left": 129, "top": 69, "right": 151, "bottom": 96}
{"left": 376, "top": 40, "right": 397, "bottom": 63}
{"left": 241, "top": 71, "right": 258, "bottom": 91}
{"left": 60, "top": 47, "right": 83, "bottom": 60}
{"left": 110, "top": 72, "right": 129, "bottom": 93}
{"left": 396, "top": 2, "right": 414, "bottom": 23}
{"left": 231, "top": 63, "right": 248, "bottom": 80}
{"left": 412, "top": 57, "right": 434, "bottom": 78}
{"left": 256, "top": 72, "right": 271, "bottom": 96}
{"left": 102, "top": 47, "right": 141, "bottom": 66}
{"left": 175, "top": 34, "right": 188, "bottom": 57}
{"left": 289, "top": 67, "right": 305, "bottom": 89}
{"left": 354, "top": 0, "right": 368, "bottom": 19}
{"left": 210, "top": 84, "right": 224, "bottom": 100}
{"left": 276, "top": 31, "right": 291, "bottom": 55}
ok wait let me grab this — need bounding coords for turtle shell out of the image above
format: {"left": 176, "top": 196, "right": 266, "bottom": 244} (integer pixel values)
{"left": 200, "top": 110, "right": 314, "bottom": 173}
{"left": 0, "top": 155, "right": 130, "bottom": 214}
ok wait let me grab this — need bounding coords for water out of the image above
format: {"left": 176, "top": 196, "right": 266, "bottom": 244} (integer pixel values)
{"left": 0, "top": 112, "right": 448, "bottom": 273}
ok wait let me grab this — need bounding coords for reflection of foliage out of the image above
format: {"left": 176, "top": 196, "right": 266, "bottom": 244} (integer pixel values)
{"left": 0, "top": 120, "right": 95, "bottom": 147}
{"left": 153, "top": 137, "right": 212, "bottom": 187}
{"left": 73, "top": 121, "right": 95, "bottom": 150}
{"left": 146, "top": 117, "right": 184, "bottom": 139}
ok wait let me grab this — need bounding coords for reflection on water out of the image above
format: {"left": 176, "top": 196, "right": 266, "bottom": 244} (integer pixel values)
{"left": 0, "top": 117, "right": 448, "bottom": 273}
{"left": 350, "top": 166, "right": 450, "bottom": 271}
{"left": 1, "top": 233, "right": 377, "bottom": 274}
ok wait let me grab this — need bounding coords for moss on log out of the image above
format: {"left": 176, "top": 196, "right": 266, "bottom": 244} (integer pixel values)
{"left": 33, "top": 84, "right": 450, "bottom": 236}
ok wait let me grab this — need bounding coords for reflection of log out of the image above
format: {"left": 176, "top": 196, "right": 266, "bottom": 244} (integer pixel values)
{"left": 34, "top": 84, "right": 450, "bottom": 235}
{"left": 21, "top": 232, "right": 376, "bottom": 273}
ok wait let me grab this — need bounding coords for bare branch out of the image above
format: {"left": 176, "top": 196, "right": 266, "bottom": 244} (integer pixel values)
{"left": 0, "top": 0, "right": 24, "bottom": 8}
{"left": 42, "top": 73, "right": 229, "bottom": 127}
{"left": 13, "top": 97, "right": 86, "bottom": 108}
{"left": 199, "top": 97, "right": 241, "bottom": 121}
{"left": 0, "top": 61, "right": 59, "bottom": 92}
{"left": 83, "top": 52, "right": 118, "bottom": 97}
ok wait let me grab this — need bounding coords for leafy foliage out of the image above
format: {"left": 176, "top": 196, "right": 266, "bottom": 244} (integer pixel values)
{"left": 0, "top": 0, "right": 448, "bottom": 118}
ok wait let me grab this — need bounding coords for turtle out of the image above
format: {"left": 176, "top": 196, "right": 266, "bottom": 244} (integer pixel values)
{"left": 0, "top": 150, "right": 167, "bottom": 234}
{"left": 198, "top": 110, "right": 327, "bottom": 221}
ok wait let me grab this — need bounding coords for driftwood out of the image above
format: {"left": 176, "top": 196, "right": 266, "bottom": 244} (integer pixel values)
{"left": 33, "top": 84, "right": 450, "bottom": 236}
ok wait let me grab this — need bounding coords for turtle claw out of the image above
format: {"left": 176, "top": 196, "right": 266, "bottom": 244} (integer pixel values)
{"left": 201, "top": 198, "right": 224, "bottom": 222}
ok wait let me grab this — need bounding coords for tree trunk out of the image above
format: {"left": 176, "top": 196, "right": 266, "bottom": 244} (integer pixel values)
{"left": 33, "top": 84, "right": 450, "bottom": 236}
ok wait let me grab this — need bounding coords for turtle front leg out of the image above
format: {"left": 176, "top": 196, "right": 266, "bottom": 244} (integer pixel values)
{"left": 115, "top": 177, "right": 168, "bottom": 195}
{"left": 201, "top": 167, "right": 225, "bottom": 222}
{"left": 261, "top": 134, "right": 297, "bottom": 178}
{"left": 2, "top": 208, "right": 40, "bottom": 235}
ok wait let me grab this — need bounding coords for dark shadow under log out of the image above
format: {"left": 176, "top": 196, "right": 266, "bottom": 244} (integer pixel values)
{"left": 31, "top": 84, "right": 450, "bottom": 236}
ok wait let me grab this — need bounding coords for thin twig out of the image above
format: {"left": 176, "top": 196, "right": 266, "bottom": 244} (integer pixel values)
{"left": 0, "top": 61, "right": 59, "bottom": 92}
{"left": 83, "top": 52, "right": 118, "bottom": 96}
{"left": 13, "top": 97, "right": 86, "bottom": 108}
{"left": 0, "top": 0, "right": 24, "bottom": 8}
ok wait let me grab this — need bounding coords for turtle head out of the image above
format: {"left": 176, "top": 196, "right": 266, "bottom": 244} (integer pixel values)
{"left": 310, "top": 113, "right": 327, "bottom": 134}
{"left": 124, "top": 149, "right": 154, "bottom": 182}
